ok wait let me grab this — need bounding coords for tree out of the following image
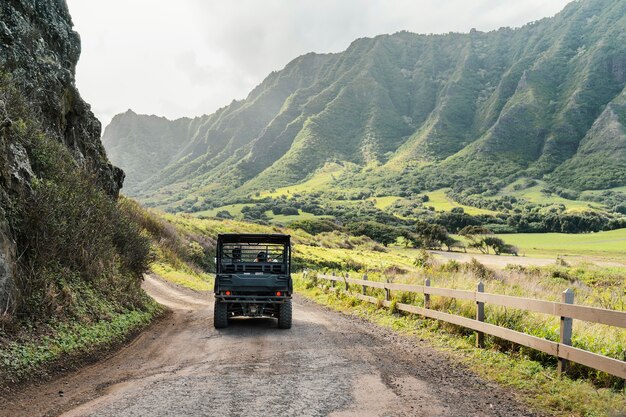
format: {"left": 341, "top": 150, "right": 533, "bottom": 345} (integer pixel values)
{"left": 215, "top": 210, "right": 233, "bottom": 219}
{"left": 290, "top": 218, "right": 340, "bottom": 235}
{"left": 443, "top": 236, "right": 464, "bottom": 252}
{"left": 459, "top": 225, "right": 492, "bottom": 253}
{"left": 347, "top": 221, "right": 400, "bottom": 246}
{"left": 415, "top": 221, "right": 450, "bottom": 249}
{"left": 482, "top": 236, "right": 506, "bottom": 255}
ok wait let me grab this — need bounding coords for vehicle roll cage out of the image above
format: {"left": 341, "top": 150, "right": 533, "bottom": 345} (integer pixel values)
{"left": 216, "top": 234, "right": 291, "bottom": 275}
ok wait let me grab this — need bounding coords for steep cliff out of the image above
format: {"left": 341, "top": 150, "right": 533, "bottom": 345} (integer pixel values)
{"left": 0, "top": 0, "right": 124, "bottom": 313}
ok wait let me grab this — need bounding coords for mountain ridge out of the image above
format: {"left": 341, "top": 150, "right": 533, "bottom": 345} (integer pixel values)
{"left": 103, "top": 0, "right": 626, "bottom": 212}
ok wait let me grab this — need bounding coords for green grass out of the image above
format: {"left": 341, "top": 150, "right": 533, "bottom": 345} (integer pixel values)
{"left": 257, "top": 162, "right": 346, "bottom": 198}
{"left": 150, "top": 263, "right": 213, "bottom": 291}
{"left": 294, "top": 244, "right": 417, "bottom": 272}
{"left": 192, "top": 203, "right": 253, "bottom": 218}
{"left": 368, "top": 196, "right": 401, "bottom": 209}
{"left": 264, "top": 210, "right": 333, "bottom": 225}
{"left": 0, "top": 299, "right": 162, "bottom": 384}
{"left": 500, "top": 180, "right": 603, "bottom": 212}
{"left": 494, "top": 228, "right": 626, "bottom": 260}
{"left": 295, "top": 276, "right": 626, "bottom": 417}
{"left": 581, "top": 185, "right": 626, "bottom": 200}
{"left": 425, "top": 189, "right": 498, "bottom": 215}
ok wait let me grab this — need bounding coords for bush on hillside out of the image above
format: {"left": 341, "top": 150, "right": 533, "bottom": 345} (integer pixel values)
{"left": 289, "top": 218, "right": 341, "bottom": 235}
{"left": 13, "top": 134, "right": 151, "bottom": 322}
{"left": 0, "top": 79, "right": 152, "bottom": 325}
{"left": 346, "top": 221, "right": 401, "bottom": 246}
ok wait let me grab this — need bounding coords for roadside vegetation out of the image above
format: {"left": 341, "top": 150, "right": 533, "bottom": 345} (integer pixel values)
{"left": 295, "top": 276, "right": 625, "bottom": 417}
{"left": 0, "top": 80, "right": 162, "bottom": 386}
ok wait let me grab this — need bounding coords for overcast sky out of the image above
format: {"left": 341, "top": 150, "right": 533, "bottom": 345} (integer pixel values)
{"left": 66, "top": 0, "right": 573, "bottom": 129}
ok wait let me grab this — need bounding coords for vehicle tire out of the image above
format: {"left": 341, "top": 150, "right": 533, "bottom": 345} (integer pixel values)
{"left": 214, "top": 299, "right": 228, "bottom": 329}
{"left": 277, "top": 299, "right": 292, "bottom": 329}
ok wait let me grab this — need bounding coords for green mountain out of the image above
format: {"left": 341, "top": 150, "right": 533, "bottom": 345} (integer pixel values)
{"left": 103, "top": 0, "right": 626, "bottom": 212}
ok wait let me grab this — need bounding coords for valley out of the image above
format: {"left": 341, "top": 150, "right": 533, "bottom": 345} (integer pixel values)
{"left": 1, "top": 0, "right": 625, "bottom": 416}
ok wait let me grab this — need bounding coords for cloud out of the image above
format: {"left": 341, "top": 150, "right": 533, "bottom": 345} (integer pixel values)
{"left": 67, "top": 0, "right": 572, "bottom": 129}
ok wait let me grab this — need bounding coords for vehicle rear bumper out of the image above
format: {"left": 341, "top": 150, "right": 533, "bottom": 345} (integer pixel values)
{"left": 215, "top": 295, "right": 291, "bottom": 304}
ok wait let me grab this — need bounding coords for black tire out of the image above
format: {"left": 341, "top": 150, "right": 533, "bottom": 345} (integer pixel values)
{"left": 214, "top": 299, "right": 228, "bottom": 329}
{"left": 277, "top": 299, "right": 292, "bottom": 329}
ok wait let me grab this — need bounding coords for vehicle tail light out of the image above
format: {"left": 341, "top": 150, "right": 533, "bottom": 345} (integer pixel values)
{"left": 225, "top": 290, "right": 231, "bottom": 296}
{"left": 276, "top": 291, "right": 282, "bottom": 296}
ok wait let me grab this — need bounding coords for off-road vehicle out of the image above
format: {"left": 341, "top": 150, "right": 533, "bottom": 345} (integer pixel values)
{"left": 213, "top": 233, "right": 293, "bottom": 329}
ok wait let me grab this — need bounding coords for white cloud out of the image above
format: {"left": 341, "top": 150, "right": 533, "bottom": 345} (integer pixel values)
{"left": 67, "top": 0, "right": 572, "bottom": 128}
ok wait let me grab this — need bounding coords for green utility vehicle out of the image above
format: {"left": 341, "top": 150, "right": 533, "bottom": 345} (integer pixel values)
{"left": 213, "top": 234, "right": 293, "bottom": 329}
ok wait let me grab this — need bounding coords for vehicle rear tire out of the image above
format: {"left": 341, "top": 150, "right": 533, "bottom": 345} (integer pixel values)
{"left": 277, "top": 299, "right": 292, "bottom": 329}
{"left": 214, "top": 299, "right": 228, "bottom": 329}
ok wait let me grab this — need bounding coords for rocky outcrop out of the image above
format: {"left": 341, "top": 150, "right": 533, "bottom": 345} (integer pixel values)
{"left": 0, "top": 0, "right": 123, "bottom": 311}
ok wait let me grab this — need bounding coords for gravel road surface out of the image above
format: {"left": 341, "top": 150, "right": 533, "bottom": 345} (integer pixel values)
{"left": 0, "top": 275, "right": 540, "bottom": 417}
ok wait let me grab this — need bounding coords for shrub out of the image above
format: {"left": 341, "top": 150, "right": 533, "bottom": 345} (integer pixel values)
{"left": 464, "top": 258, "right": 494, "bottom": 280}
{"left": 290, "top": 218, "right": 340, "bottom": 235}
{"left": 346, "top": 221, "right": 401, "bottom": 246}
{"left": 440, "top": 260, "right": 461, "bottom": 272}
{"left": 413, "top": 249, "right": 433, "bottom": 268}
{"left": 7, "top": 115, "right": 151, "bottom": 322}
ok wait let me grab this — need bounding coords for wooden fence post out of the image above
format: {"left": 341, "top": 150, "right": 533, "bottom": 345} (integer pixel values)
{"left": 362, "top": 274, "right": 368, "bottom": 295}
{"left": 424, "top": 278, "right": 431, "bottom": 309}
{"left": 385, "top": 276, "right": 391, "bottom": 301}
{"left": 331, "top": 271, "right": 335, "bottom": 288}
{"left": 476, "top": 281, "right": 485, "bottom": 348}
{"left": 558, "top": 288, "right": 574, "bottom": 375}
{"left": 344, "top": 273, "right": 349, "bottom": 291}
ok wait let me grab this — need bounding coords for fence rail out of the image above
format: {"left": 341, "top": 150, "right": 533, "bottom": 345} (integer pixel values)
{"left": 313, "top": 273, "right": 626, "bottom": 380}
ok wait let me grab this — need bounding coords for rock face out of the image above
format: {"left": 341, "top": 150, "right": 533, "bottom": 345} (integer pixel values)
{"left": 0, "top": 0, "right": 123, "bottom": 311}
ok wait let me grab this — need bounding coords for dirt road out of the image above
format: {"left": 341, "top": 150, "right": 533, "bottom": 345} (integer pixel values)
{"left": 1, "top": 275, "right": 540, "bottom": 417}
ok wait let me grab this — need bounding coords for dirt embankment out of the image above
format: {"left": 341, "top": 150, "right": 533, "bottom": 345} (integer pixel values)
{"left": 0, "top": 275, "right": 540, "bottom": 416}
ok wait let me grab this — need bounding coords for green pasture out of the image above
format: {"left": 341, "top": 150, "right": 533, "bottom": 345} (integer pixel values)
{"left": 257, "top": 162, "right": 346, "bottom": 198}
{"left": 192, "top": 203, "right": 253, "bottom": 218}
{"left": 424, "top": 189, "right": 497, "bottom": 215}
{"left": 494, "top": 228, "right": 626, "bottom": 260}
{"left": 500, "top": 180, "right": 603, "bottom": 212}
{"left": 264, "top": 210, "right": 333, "bottom": 225}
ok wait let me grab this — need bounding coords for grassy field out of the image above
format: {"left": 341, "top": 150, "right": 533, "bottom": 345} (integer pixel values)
{"left": 264, "top": 210, "right": 333, "bottom": 225}
{"left": 581, "top": 185, "right": 626, "bottom": 199}
{"left": 499, "top": 180, "right": 604, "bottom": 212}
{"left": 368, "top": 196, "right": 401, "bottom": 209}
{"left": 257, "top": 162, "right": 346, "bottom": 198}
{"left": 192, "top": 205, "right": 331, "bottom": 225}
{"left": 425, "top": 189, "right": 498, "bottom": 215}
{"left": 494, "top": 228, "right": 626, "bottom": 260}
{"left": 150, "top": 263, "right": 213, "bottom": 291}
{"left": 192, "top": 203, "right": 253, "bottom": 218}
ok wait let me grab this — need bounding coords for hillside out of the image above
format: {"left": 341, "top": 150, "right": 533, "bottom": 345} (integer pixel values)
{"left": 1, "top": 0, "right": 123, "bottom": 310}
{"left": 0, "top": 0, "right": 158, "bottom": 352}
{"left": 104, "top": 0, "right": 626, "bottom": 217}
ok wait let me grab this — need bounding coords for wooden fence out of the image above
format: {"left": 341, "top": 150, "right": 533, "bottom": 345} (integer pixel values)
{"left": 312, "top": 272, "right": 626, "bottom": 380}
